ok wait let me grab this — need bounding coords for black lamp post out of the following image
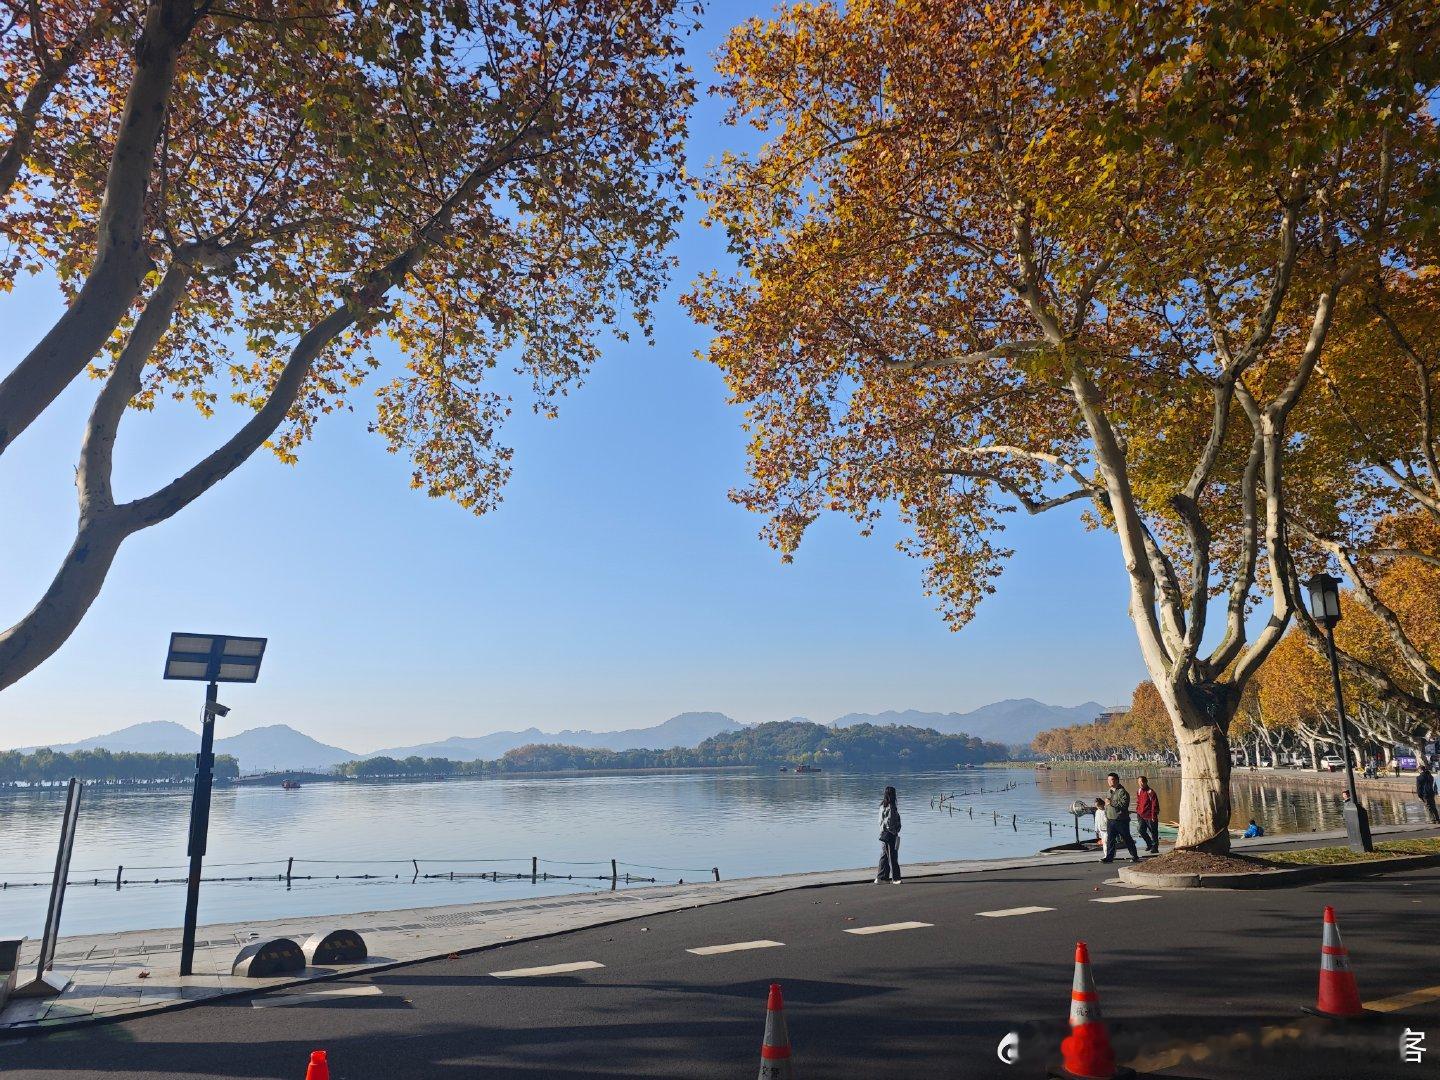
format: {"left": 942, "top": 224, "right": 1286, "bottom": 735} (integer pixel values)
{"left": 163, "top": 632, "right": 268, "bottom": 975}
{"left": 1303, "top": 574, "right": 1372, "bottom": 852}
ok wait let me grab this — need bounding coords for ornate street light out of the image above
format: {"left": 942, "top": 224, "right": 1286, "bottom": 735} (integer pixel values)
{"left": 1303, "top": 574, "right": 1372, "bottom": 852}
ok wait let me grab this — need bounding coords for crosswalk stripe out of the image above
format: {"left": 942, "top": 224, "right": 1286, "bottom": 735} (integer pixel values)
{"left": 1091, "top": 895, "right": 1161, "bottom": 904}
{"left": 1365, "top": 984, "right": 1440, "bottom": 1013}
{"left": 975, "top": 906, "right": 1055, "bottom": 918}
{"left": 686, "top": 940, "right": 785, "bottom": 956}
{"left": 252, "top": 985, "right": 383, "bottom": 1009}
{"left": 843, "top": 921, "right": 933, "bottom": 935}
{"left": 489, "top": 960, "right": 605, "bottom": 979}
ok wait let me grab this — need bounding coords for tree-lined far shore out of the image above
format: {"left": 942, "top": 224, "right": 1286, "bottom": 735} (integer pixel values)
{"left": 0, "top": 747, "right": 238, "bottom": 785}
{"left": 336, "top": 720, "right": 1009, "bottom": 777}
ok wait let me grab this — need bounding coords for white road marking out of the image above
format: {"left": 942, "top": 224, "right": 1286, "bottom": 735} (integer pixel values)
{"left": 686, "top": 940, "right": 785, "bottom": 956}
{"left": 1091, "top": 895, "right": 1161, "bottom": 904}
{"left": 975, "top": 906, "right": 1055, "bottom": 918}
{"left": 843, "top": 921, "right": 933, "bottom": 935}
{"left": 489, "top": 960, "right": 605, "bottom": 979}
{"left": 252, "top": 985, "right": 383, "bottom": 1009}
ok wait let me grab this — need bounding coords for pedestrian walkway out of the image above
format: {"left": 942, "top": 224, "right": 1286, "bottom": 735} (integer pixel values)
{"left": 4, "top": 820, "right": 1435, "bottom": 1036}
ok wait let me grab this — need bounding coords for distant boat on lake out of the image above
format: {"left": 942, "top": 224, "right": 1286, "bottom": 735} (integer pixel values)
{"left": 792, "top": 764, "right": 822, "bottom": 774}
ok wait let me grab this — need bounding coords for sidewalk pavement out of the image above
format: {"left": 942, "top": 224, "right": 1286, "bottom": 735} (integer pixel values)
{"left": 3, "top": 820, "right": 1435, "bottom": 1036}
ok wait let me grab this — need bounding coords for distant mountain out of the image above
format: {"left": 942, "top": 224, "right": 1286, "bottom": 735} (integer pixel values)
{"left": 366, "top": 711, "right": 746, "bottom": 762}
{"left": 16, "top": 721, "right": 357, "bottom": 774}
{"left": 17, "top": 703, "right": 1099, "bottom": 774}
{"left": 20, "top": 720, "right": 199, "bottom": 755}
{"left": 215, "top": 725, "right": 357, "bottom": 773}
{"left": 830, "top": 699, "right": 1105, "bottom": 745}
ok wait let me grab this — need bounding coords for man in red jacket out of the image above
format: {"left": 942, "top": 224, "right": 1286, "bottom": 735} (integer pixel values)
{"left": 1135, "top": 775, "right": 1160, "bottom": 854}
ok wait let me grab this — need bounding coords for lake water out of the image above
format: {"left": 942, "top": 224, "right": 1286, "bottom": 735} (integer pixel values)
{"left": 0, "top": 766, "right": 1430, "bottom": 938}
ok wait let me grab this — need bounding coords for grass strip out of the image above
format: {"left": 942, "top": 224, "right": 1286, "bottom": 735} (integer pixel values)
{"left": 1262, "top": 837, "right": 1440, "bottom": 866}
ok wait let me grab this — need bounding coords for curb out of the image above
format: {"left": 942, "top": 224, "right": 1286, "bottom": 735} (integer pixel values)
{"left": 1117, "top": 851, "right": 1440, "bottom": 890}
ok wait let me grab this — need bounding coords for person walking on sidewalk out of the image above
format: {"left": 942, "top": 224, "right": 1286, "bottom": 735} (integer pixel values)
{"left": 1418, "top": 764, "right": 1440, "bottom": 825}
{"left": 1135, "top": 775, "right": 1160, "bottom": 853}
{"left": 876, "top": 786, "right": 902, "bottom": 884}
{"left": 1100, "top": 773, "right": 1141, "bottom": 864}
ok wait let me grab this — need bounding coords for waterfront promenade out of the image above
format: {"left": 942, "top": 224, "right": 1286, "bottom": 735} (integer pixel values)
{"left": 4, "top": 823, "right": 1439, "bottom": 1078}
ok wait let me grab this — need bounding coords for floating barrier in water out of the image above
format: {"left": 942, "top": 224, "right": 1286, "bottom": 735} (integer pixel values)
{"left": 930, "top": 793, "right": 1071, "bottom": 840}
{"left": 0, "top": 854, "right": 722, "bottom": 893}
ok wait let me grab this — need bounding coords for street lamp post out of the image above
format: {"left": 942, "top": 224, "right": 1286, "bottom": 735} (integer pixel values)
{"left": 163, "top": 632, "right": 267, "bottom": 975}
{"left": 1303, "top": 574, "right": 1372, "bottom": 853}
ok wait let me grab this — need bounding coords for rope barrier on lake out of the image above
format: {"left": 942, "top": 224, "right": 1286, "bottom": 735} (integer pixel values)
{"left": 0, "top": 852, "right": 723, "bottom": 891}
{"left": 930, "top": 788, "right": 1084, "bottom": 840}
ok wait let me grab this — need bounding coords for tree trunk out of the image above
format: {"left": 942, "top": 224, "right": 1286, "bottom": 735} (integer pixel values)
{"left": 1168, "top": 688, "right": 1235, "bottom": 852}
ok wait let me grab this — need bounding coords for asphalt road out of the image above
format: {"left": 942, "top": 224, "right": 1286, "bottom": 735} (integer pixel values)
{"left": 3, "top": 857, "right": 1438, "bottom": 1080}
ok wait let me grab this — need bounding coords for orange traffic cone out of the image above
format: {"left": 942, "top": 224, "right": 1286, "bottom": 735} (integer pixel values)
{"left": 304, "top": 1050, "right": 329, "bottom": 1080}
{"left": 1054, "top": 942, "right": 1134, "bottom": 1080}
{"left": 1307, "top": 906, "right": 1365, "bottom": 1019}
{"left": 758, "top": 982, "right": 793, "bottom": 1079}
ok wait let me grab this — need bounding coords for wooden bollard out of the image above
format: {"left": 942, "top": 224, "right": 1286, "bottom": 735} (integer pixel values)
{"left": 531, "top": 856, "right": 538, "bottom": 883}
{"left": 992, "top": 811, "right": 998, "bottom": 825}
{"left": 116, "top": 866, "right": 123, "bottom": 890}
{"left": 286, "top": 856, "right": 293, "bottom": 885}
{"left": 412, "top": 858, "right": 419, "bottom": 879}
{"left": 611, "top": 858, "right": 618, "bottom": 886}
{"left": 1012, "top": 814, "right": 1017, "bottom": 831}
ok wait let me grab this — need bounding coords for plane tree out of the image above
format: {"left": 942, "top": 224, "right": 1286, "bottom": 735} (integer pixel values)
{"left": 687, "top": 0, "right": 1439, "bottom": 850}
{"left": 1284, "top": 263, "right": 1440, "bottom": 722}
{"left": 0, "top": 0, "right": 695, "bottom": 689}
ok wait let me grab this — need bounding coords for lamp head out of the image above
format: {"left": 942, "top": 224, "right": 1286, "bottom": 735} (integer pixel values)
{"left": 1304, "top": 572, "right": 1343, "bottom": 628}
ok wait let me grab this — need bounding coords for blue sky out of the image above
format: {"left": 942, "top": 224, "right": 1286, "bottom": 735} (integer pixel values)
{"left": 0, "top": 8, "right": 1146, "bottom": 754}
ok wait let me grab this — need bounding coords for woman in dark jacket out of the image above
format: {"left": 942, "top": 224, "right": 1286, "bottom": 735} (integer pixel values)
{"left": 876, "top": 786, "right": 902, "bottom": 884}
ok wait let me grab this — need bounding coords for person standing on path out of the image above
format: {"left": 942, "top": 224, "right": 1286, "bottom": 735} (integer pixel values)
{"left": 1135, "top": 775, "right": 1160, "bottom": 854}
{"left": 876, "top": 786, "right": 902, "bottom": 884}
{"left": 1100, "top": 773, "right": 1141, "bottom": 864}
{"left": 1418, "top": 764, "right": 1440, "bottom": 824}
{"left": 1093, "top": 798, "right": 1109, "bottom": 859}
